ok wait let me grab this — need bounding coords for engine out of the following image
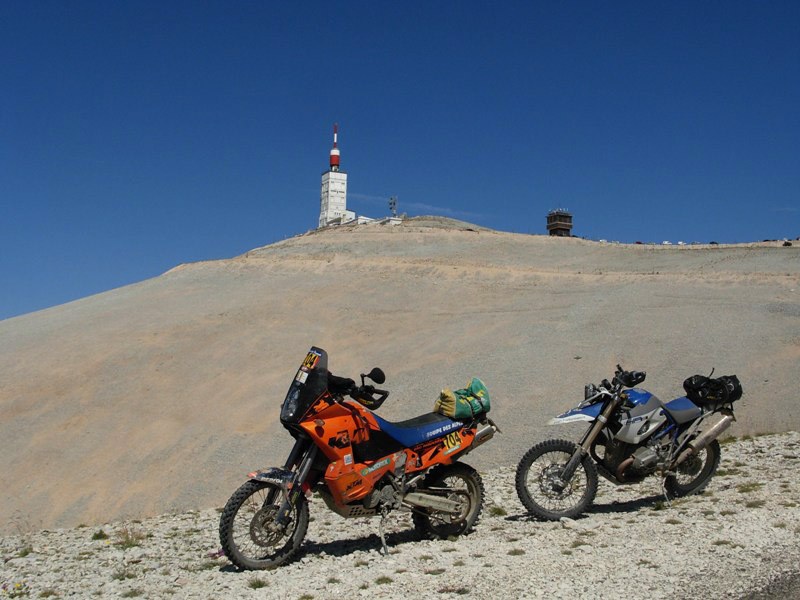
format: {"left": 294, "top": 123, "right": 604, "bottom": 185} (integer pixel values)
{"left": 594, "top": 436, "right": 670, "bottom": 482}
{"left": 363, "top": 480, "right": 403, "bottom": 510}
{"left": 630, "top": 445, "right": 661, "bottom": 471}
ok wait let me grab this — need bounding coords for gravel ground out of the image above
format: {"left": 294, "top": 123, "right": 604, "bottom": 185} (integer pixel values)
{"left": 2, "top": 432, "right": 798, "bottom": 599}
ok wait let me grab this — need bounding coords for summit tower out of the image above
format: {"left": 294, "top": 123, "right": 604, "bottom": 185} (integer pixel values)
{"left": 319, "top": 124, "right": 354, "bottom": 228}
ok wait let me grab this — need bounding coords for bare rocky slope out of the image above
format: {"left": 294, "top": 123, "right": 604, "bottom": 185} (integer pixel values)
{"left": 1, "top": 217, "right": 799, "bottom": 535}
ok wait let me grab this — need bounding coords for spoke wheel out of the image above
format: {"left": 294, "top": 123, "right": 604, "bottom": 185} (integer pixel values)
{"left": 515, "top": 438, "right": 598, "bottom": 520}
{"left": 665, "top": 439, "right": 721, "bottom": 498}
{"left": 412, "top": 463, "right": 484, "bottom": 539}
{"left": 219, "top": 480, "right": 308, "bottom": 570}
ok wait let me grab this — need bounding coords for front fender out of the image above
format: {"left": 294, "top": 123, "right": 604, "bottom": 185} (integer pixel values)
{"left": 247, "top": 466, "right": 294, "bottom": 489}
{"left": 548, "top": 402, "right": 602, "bottom": 425}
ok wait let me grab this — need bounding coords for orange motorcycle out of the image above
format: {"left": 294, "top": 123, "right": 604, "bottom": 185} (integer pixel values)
{"left": 219, "top": 346, "right": 497, "bottom": 570}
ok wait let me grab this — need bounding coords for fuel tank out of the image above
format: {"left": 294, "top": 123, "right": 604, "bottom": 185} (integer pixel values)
{"left": 614, "top": 389, "right": 667, "bottom": 444}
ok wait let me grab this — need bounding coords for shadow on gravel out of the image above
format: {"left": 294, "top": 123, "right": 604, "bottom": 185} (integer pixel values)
{"left": 742, "top": 571, "right": 800, "bottom": 600}
{"left": 219, "top": 529, "right": 420, "bottom": 573}
{"left": 589, "top": 493, "right": 665, "bottom": 514}
{"left": 219, "top": 529, "right": 422, "bottom": 572}
{"left": 302, "top": 528, "right": 420, "bottom": 558}
{"left": 503, "top": 493, "right": 665, "bottom": 522}
{"left": 220, "top": 565, "right": 241, "bottom": 573}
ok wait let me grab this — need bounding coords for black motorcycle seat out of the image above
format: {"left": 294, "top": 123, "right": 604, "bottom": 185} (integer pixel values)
{"left": 371, "top": 412, "right": 462, "bottom": 448}
{"left": 382, "top": 412, "right": 454, "bottom": 430}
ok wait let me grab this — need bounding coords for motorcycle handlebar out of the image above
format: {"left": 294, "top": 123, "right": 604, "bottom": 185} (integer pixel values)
{"left": 327, "top": 373, "right": 356, "bottom": 396}
{"left": 360, "top": 384, "right": 388, "bottom": 394}
{"left": 608, "top": 366, "right": 646, "bottom": 389}
{"left": 328, "top": 372, "right": 390, "bottom": 407}
{"left": 349, "top": 385, "right": 389, "bottom": 407}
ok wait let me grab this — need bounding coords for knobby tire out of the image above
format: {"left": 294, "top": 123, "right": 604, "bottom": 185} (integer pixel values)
{"left": 219, "top": 479, "right": 308, "bottom": 570}
{"left": 412, "top": 462, "right": 484, "bottom": 539}
{"left": 665, "top": 439, "right": 721, "bottom": 498}
{"left": 515, "top": 438, "right": 598, "bottom": 520}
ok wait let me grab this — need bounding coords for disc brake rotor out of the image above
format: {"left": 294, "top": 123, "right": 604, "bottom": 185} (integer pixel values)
{"left": 249, "top": 506, "right": 289, "bottom": 547}
{"left": 539, "top": 464, "right": 572, "bottom": 498}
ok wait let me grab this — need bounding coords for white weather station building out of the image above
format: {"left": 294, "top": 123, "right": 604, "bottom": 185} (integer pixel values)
{"left": 318, "top": 124, "right": 401, "bottom": 229}
{"left": 318, "top": 124, "right": 355, "bottom": 228}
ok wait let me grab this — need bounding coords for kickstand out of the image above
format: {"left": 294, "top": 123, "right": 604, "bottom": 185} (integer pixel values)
{"left": 660, "top": 477, "right": 672, "bottom": 506}
{"left": 378, "top": 506, "right": 389, "bottom": 556}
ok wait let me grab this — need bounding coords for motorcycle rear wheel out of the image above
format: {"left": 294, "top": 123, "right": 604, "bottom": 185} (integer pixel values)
{"left": 412, "top": 462, "right": 484, "bottom": 539}
{"left": 515, "top": 438, "right": 598, "bottom": 520}
{"left": 219, "top": 480, "right": 308, "bottom": 570}
{"left": 665, "top": 439, "right": 721, "bottom": 498}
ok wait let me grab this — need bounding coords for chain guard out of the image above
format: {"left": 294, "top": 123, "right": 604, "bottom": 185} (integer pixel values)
{"left": 415, "top": 487, "right": 471, "bottom": 523}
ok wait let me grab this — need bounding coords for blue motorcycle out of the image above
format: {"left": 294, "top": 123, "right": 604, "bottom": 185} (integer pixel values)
{"left": 515, "top": 365, "right": 742, "bottom": 520}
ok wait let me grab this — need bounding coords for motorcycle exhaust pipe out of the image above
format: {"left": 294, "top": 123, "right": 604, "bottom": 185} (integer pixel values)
{"left": 616, "top": 457, "right": 635, "bottom": 482}
{"left": 671, "top": 413, "right": 734, "bottom": 469}
{"left": 472, "top": 422, "right": 496, "bottom": 448}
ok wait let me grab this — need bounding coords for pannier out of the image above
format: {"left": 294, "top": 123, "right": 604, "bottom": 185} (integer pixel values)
{"left": 683, "top": 374, "right": 742, "bottom": 407}
{"left": 434, "top": 378, "right": 491, "bottom": 419}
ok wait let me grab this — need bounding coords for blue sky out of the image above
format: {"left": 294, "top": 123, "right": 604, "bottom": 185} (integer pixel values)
{"left": 2, "top": 1, "right": 798, "bottom": 320}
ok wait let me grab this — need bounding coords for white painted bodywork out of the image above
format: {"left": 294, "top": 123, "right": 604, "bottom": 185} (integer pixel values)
{"left": 548, "top": 412, "right": 594, "bottom": 425}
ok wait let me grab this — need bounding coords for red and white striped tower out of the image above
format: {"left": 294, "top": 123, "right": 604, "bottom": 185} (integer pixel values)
{"left": 329, "top": 123, "right": 340, "bottom": 172}
{"left": 319, "top": 124, "right": 352, "bottom": 228}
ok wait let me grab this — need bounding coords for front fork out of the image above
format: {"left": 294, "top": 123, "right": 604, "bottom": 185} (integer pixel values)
{"left": 557, "top": 397, "right": 620, "bottom": 488}
{"left": 273, "top": 439, "right": 318, "bottom": 526}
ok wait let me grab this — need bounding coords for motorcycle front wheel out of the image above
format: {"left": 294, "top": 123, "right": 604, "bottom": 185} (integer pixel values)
{"left": 219, "top": 480, "right": 308, "bottom": 570}
{"left": 412, "top": 462, "right": 484, "bottom": 539}
{"left": 515, "top": 438, "right": 598, "bottom": 520}
{"left": 665, "top": 439, "right": 721, "bottom": 498}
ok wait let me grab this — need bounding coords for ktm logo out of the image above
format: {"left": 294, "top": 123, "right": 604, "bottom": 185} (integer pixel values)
{"left": 328, "top": 433, "right": 350, "bottom": 449}
{"left": 345, "top": 479, "right": 363, "bottom": 492}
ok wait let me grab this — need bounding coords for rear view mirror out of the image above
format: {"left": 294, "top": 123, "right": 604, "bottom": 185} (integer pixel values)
{"left": 367, "top": 367, "right": 385, "bottom": 385}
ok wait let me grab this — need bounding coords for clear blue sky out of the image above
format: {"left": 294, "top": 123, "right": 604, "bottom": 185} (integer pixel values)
{"left": 2, "top": 1, "right": 798, "bottom": 320}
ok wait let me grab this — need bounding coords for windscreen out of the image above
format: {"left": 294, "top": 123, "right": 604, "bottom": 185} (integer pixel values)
{"left": 280, "top": 347, "right": 329, "bottom": 424}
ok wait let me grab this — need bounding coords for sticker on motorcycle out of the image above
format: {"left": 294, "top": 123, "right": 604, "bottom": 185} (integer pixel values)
{"left": 344, "top": 453, "right": 353, "bottom": 466}
{"left": 295, "top": 370, "right": 308, "bottom": 384}
{"left": 425, "top": 421, "right": 462, "bottom": 439}
{"left": 302, "top": 351, "right": 321, "bottom": 370}
{"left": 345, "top": 478, "right": 363, "bottom": 492}
{"left": 442, "top": 432, "right": 461, "bottom": 450}
{"left": 360, "top": 457, "right": 391, "bottom": 476}
{"left": 442, "top": 431, "right": 462, "bottom": 455}
{"left": 328, "top": 432, "right": 351, "bottom": 449}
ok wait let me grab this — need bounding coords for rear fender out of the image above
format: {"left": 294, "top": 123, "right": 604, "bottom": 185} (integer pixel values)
{"left": 407, "top": 421, "right": 484, "bottom": 470}
{"left": 548, "top": 402, "right": 602, "bottom": 425}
